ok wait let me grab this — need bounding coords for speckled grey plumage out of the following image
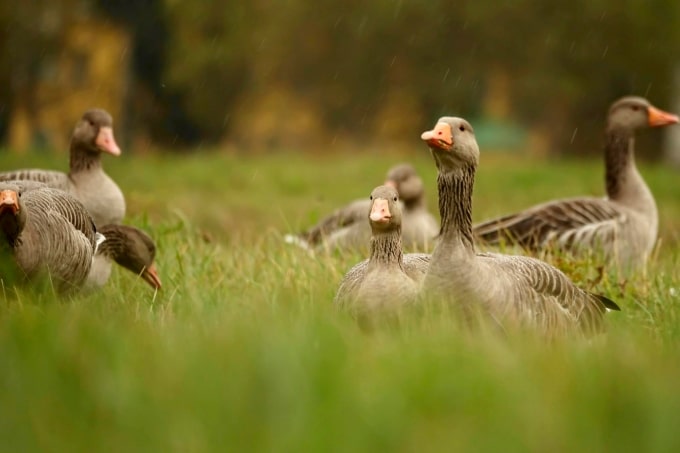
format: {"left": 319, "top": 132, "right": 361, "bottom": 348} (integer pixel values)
{"left": 422, "top": 117, "right": 619, "bottom": 337}
{"left": 474, "top": 97, "right": 679, "bottom": 271}
{"left": 0, "top": 109, "right": 125, "bottom": 227}
{"left": 0, "top": 181, "right": 98, "bottom": 292}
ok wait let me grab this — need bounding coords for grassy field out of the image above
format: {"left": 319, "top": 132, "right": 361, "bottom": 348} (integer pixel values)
{"left": 1, "top": 147, "right": 680, "bottom": 452}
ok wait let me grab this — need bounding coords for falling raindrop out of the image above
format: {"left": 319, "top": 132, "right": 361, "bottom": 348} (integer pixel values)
{"left": 570, "top": 128, "right": 578, "bottom": 144}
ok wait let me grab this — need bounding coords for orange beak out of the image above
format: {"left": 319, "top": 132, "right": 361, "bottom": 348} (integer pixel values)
{"left": 370, "top": 198, "right": 391, "bottom": 223}
{"left": 96, "top": 126, "right": 121, "bottom": 156}
{"left": 141, "top": 263, "right": 162, "bottom": 290}
{"left": 421, "top": 122, "right": 453, "bottom": 151}
{"left": 0, "top": 190, "right": 20, "bottom": 215}
{"left": 648, "top": 106, "right": 679, "bottom": 127}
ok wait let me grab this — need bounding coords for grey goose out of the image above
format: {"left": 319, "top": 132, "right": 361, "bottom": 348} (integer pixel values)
{"left": 473, "top": 96, "right": 679, "bottom": 271}
{"left": 0, "top": 109, "right": 126, "bottom": 227}
{"left": 335, "top": 185, "right": 429, "bottom": 328}
{"left": 87, "top": 224, "right": 161, "bottom": 290}
{"left": 421, "top": 117, "right": 619, "bottom": 337}
{"left": 288, "top": 163, "right": 438, "bottom": 252}
{"left": 0, "top": 181, "right": 101, "bottom": 292}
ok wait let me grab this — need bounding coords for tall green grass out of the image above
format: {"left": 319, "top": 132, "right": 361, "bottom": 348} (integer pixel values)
{"left": 1, "top": 148, "right": 679, "bottom": 452}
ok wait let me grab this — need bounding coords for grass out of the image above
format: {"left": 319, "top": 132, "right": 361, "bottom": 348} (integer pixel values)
{"left": 1, "top": 147, "right": 680, "bottom": 452}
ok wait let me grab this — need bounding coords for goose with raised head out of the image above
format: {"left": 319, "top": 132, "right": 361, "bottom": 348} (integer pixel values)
{"left": 0, "top": 109, "right": 125, "bottom": 227}
{"left": 87, "top": 224, "right": 161, "bottom": 290}
{"left": 421, "top": 117, "right": 619, "bottom": 336}
{"left": 335, "top": 185, "right": 429, "bottom": 328}
{"left": 288, "top": 163, "right": 438, "bottom": 252}
{"left": 473, "top": 97, "right": 679, "bottom": 270}
{"left": 0, "top": 181, "right": 100, "bottom": 292}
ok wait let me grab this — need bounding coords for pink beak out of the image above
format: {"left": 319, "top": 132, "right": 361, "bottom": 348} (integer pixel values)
{"left": 96, "top": 126, "right": 121, "bottom": 156}
{"left": 370, "top": 198, "right": 391, "bottom": 223}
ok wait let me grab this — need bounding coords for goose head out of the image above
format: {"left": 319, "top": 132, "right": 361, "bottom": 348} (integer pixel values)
{"left": 98, "top": 224, "right": 162, "bottom": 290}
{"left": 421, "top": 117, "right": 479, "bottom": 172}
{"left": 0, "top": 186, "right": 26, "bottom": 246}
{"left": 368, "top": 185, "right": 402, "bottom": 233}
{"left": 608, "top": 96, "right": 679, "bottom": 131}
{"left": 73, "top": 109, "right": 121, "bottom": 156}
{"left": 384, "top": 163, "right": 424, "bottom": 206}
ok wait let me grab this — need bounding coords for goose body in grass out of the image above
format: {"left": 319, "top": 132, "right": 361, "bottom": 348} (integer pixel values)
{"left": 473, "top": 97, "right": 679, "bottom": 270}
{"left": 0, "top": 181, "right": 100, "bottom": 292}
{"left": 87, "top": 224, "right": 162, "bottom": 290}
{"left": 421, "top": 117, "right": 619, "bottom": 337}
{"left": 287, "top": 163, "right": 438, "bottom": 252}
{"left": 0, "top": 109, "right": 125, "bottom": 227}
{"left": 334, "top": 185, "right": 430, "bottom": 327}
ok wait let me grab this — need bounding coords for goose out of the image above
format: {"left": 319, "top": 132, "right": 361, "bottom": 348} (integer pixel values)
{"left": 334, "top": 185, "right": 430, "bottom": 328}
{"left": 288, "top": 163, "right": 438, "bottom": 252}
{"left": 87, "top": 224, "right": 162, "bottom": 290}
{"left": 0, "top": 181, "right": 101, "bottom": 292}
{"left": 473, "top": 96, "right": 679, "bottom": 270}
{"left": 0, "top": 109, "right": 126, "bottom": 227}
{"left": 420, "top": 117, "right": 620, "bottom": 336}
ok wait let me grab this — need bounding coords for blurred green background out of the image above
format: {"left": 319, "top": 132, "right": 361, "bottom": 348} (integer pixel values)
{"left": 1, "top": 0, "right": 680, "bottom": 159}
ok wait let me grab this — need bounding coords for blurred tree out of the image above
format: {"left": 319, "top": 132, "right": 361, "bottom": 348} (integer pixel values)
{"left": 1, "top": 0, "right": 679, "bottom": 154}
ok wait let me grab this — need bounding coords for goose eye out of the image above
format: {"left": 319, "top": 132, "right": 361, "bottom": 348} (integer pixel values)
{"left": 631, "top": 106, "right": 639, "bottom": 112}
{"left": 369, "top": 195, "right": 373, "bottom": 200}
{"left": 393, "top": 196, "right": 398, "bottom": 202}
{"left": 459, "top": 125, "right": 465, "bottom": 131}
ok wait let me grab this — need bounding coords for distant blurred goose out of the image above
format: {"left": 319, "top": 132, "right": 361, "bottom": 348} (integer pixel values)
{"left": 87, "top": 224, "right": 161, "bottom": 290}
{"left": 334, "top": 185, "right": 429, "bottom": 328}
{"left": 0, "top": 109, "right": 125, "bottom": 227}
{"left": 0, "top": 181, "right": 100, "bottom": 292}
{"left": 421, "top": 117, "right": 619, "bottom": 336}
{"left": 473, "top": 96, "right": 679, "bottom": 270}
{"left": 288, "top": 163, "right": 438, "bottom": 252}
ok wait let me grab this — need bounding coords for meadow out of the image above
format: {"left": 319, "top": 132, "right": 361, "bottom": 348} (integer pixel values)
{"left": 1, "top": 146, "right": 679, "bottom": 452}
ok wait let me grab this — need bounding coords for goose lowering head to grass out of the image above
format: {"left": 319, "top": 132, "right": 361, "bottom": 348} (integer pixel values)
{"left": 0, "top": 109, "right": 125, "bottom": 227}
{"left": 287, "top": 163, "right": 438, "bottom": 253}
{"left": 87, "top": 224, "right": 162, "bottom": 290}
{"left": 0, "top": 181, "right": 101, "bottom": 292}
{"left": 473, "top": 96, "right": 679, "bottom": 271}
{"left": 421, "top": 117, "right": 620, "bottom": 337}
{"left": 334, "top": 185, "right": 430, "bottom": 329}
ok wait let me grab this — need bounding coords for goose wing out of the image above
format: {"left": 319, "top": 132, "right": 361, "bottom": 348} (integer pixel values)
{"left": 301, "top": 199, "right": 371, "bottom": 245}
{"left": 473, "top": 197, "right": 624, "bottom": 252}
{"left": 479, "top": 252, "right": 617, "bottom": 333}
{"left": 0, "top": 169, "right": 70, "bottom": 190}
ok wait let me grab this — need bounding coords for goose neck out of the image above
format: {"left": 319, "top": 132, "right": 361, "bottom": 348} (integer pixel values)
{"left": 437, "top": 166, "right": 476, "bottom": 251}
{"left": 369, "top": 228, "right": 404, "bottom": 267}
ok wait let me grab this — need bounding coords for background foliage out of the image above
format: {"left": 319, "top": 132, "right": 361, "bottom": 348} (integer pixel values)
{"left": 1, "top": 0, "right": 679, "bottom": 153}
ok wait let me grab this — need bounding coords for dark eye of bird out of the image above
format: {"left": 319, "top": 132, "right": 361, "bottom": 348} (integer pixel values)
{"left": 459, "top": 125, "right": 465, "bottom": 131}
{"left": 631, "top": 106, "right": 639, "bottom": 111}
{"left": 369, "top": 195, "right": 373, "bottom": 200}
{"left": 393, "top": 196, "right": 397, "bottom": 202}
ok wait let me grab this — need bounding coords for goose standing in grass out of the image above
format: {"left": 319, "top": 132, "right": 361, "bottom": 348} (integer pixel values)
{"left": 473, "top": 96, "right": 679, "bottom": 270}
{"left": 335, "top": 185, "right": 430, "bottom": 328}
{"left": 287, "top": 163, "right": 438, "bottom": 252}
{"left": 421, "top": 117, "right": 619, "bottom": 336}
{"left": 0, "top": 181, "right": 101, "bottom": 292}
{"left": 0, "top": 109, "right": 125, "bottom": 227}
{"left": 87, "top": 224, "right": 162, "bottom": 290}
